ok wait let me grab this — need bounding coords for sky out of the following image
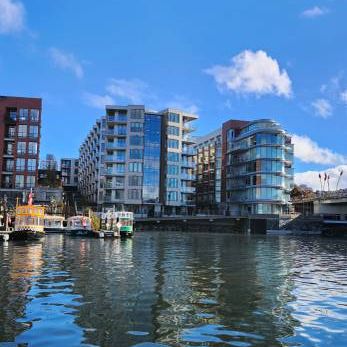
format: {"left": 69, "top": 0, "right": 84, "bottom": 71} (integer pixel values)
{"left": 0, "top": 0, "right": 346, "bottom": 190}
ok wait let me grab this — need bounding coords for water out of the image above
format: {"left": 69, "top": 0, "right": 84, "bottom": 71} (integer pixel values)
{"left": 0, "top": 233, "right": 346, "bottom": 347}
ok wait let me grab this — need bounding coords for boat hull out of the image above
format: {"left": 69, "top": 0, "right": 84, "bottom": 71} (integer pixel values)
{"left": 10, "top": 229, "right": 45, "bottom": 241}
{"left": 120, "top": 226, "right": 134, "bottom": 238}
{"left": 66, "top": 229, "right": 94, "bottom": 237}
{"left": 44, "top": 227, "right": 65, "bottom": 234}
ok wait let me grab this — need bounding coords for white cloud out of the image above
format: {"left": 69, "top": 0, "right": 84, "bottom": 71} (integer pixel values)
{"left": 0, "top": 0, "right": 25, "bottom": 34}
{"left": 311, "top": 98, "right": 332, "bottom": 118}
{"left": 205, "top": 50, "right": 292, "bottom": 98}
{"left": 83, "top": 92, "right": 115, "bottom": 109}
{"left": 340, "top": 90, "right": 347, "bottom": 104}
{"left": 295, "top": 165, "right": 347, "bottom": 191}
{"left": 292, "top": 134, "right": 346, "bottom": 165}
{"left": 49, "top": 47, "right": 84, "bottom": 79}
{"left": 106, "top": 79, "right": 151, "bottom": 104}
{"left": 166, "top": 96, "right": 199, "bottom": 114}
{"left": 301, "top": 6, "right": 329, "bottom": 18}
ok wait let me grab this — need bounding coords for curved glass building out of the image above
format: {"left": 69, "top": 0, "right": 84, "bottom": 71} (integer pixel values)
{"left": 224, "top": 119, "right": 293, "bottom": 215}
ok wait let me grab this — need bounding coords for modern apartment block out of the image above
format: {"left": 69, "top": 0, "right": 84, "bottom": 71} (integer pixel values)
{"left": 61, "top": 158, "right": 79, "bottom": 187}
{"left": 78, "top": 105, "right": 197, "bottom": 216}
{"left": 223, "top": 119, "right": 294, "bottom": 215}
{"left": 194, "top": 129, "right": 222, "bottom": 214}
{"left": 0, "top": 96, "right": 41, "bottom": 190}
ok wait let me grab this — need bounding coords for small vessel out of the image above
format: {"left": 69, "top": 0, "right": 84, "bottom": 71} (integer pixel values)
{"left": 66, "top": 215, "right": 93, "bottom": 236}
{"left": 116, "top": 211, "right": 134, "bottom": 238}
{"left": 11, "top": 192, "right": 45, "bottom": 240}
{"left": 44, "top": 215, "right": 65, "bottom": 233}
{"left": 99, "top": 211, "right": 120, "bottom": 238}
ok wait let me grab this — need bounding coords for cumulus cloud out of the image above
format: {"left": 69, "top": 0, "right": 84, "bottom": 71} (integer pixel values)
{"left": 295, "top": 165, "right": 347, "bottom": 191}
{"left": 311, "top": 98, "right": 332, "bottom": 118}
{"left": 105, "top": 78, "right": 151, "bottom": 104}
{"left": 0, "top": 0, "right": 25, "bottom": 34}
{"left": 340, "top": 90, "right": 347, "bottom": 104}
{"left": 83, "top": 92, "right": 115, "bottom": 109}
{"left": 49, "top": 47, "right": 84, "bottom": 79}
{"left": 292, "top": 134, "right": 346, "bottom": 165}
{"left": 205, "top": 50, "right": 292, "bottom": 98}
{"left": 166, "top": 96, "right": 199, "bottom": 114}
{"left": 301, "top": 6, "right": 329, "bottom": 18}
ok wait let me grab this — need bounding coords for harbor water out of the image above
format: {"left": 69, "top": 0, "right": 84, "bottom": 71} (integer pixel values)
{"left": 0, "top": 232, "right": 346, "bottom": 347}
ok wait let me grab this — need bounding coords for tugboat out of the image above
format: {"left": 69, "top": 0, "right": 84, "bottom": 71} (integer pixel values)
{"left": 66, "top": 215, "right": 93, "bottom": 236}
{"left": 11, "top": 191, "right": 45, "bottom": 241}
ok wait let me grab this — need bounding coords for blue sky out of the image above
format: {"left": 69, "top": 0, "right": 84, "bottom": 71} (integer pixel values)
{"left": 0, "top": 0, "right": 346, "bottom": 189}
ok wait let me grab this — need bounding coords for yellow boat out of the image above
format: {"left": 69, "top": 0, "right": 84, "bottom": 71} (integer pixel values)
{"left": 12, "top": 204, "right": 45, "bottom": 241}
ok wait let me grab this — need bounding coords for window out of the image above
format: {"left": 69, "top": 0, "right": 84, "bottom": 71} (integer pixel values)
{"left": 28, "top": 142, "right": 38, "bottom": 155}
{"left": 6, "top": 143, "right": 13, "bottom": 155}
{"left": 167, "top": 191, "right": 179, "bottom": 201}
{"left": 29, "top": 126, "right": 39, "bottom": 138}
{"left": 128, "top": 162, "right": 143, "bottom": 172}
{"left": 128, "top": 176, "right": 142, "bottom": 186}
{"left": 27, "top": 159, "right": 37, "bottom": 171}
{"left": 168, "top": 139, "right": 179, "bottom": 149}
{"left": 19, "top": 109, "right": 29, "bottom": 121}
{"left": 128, "top": 189, "right": 141, "bottom": 200}
{"left": 168, "top": 151, "right": 179, "bottom": 162}
{"left": 30, "top": 109, "right": 40, "bottom": 122}
{"left": 8, "top": 127, "right": 16, "bottom": 138}
{"left": 168, "top": 178, "right": 178, "bottom": 188}
{"left": 114, "top": 163, "right": 125, "bottom": 173}
{"left": 17, "top": 142, "right": 26, "bottom": 154}
{"left": 114, "top": 190, "right": 124, "bottom": 200}
{"left": 18, "top": 125, "right": 27, "bottom": 137}
{"left": 168, "top": 113, "right": 180, "bottom": 123}
{"left": 130, "top": 149, "right": 143, "bottom": 159}
{"left": 115, "top": 125, "right": 126, "bottom": 135}
{"left": 26, "top": 176, "right": 36, "bottom": 188}
{"left": 130, "top": 122, "right": 143, "bottom": 132}
{"left": 15, "top": 175, "right": 25, "bottom": 188}
{"left": 168, "top": 126, "right": 179, "bottom": 136}
{"left": 5, "top": 159, "right": 14, "bottom": 171}
{"left": 130, "top": 135, "right": 143, "bottom": 146}
{"left": 16, "top": 158, "right": 25, "bottom": 171}
{"left": 130, "top": 109, "right": 143, "bottom": 119}
{"left": 167, "top": 165, "right": 179, "bottom": 175}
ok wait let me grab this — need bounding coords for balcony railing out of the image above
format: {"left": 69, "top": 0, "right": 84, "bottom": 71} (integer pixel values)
{"left": 181, "top": 161, "right": 196, "bottom": 168}
{"left": 181, "top": 173, "right": 195, "bottom": 180}
{"left": 181, "top": 186, "right": 195, "bottom": 193}
{"left": 106, "top": 142, "right": 127, "bottom": 149}
{"left": 105, "top": 155, "right": 126, "bottom": 162}
{"left": 107, "top": 115, "right": 127, "bottom": 123}
{"left": 105, "top": 129, "right": 127, "bottom": 136}
{"left": 182, "top": 146, "right": 196, "bottom": 155}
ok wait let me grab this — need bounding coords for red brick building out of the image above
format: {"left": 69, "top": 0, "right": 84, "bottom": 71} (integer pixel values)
{"left": 0, "top": 96, "right": 42, "bottom": 189}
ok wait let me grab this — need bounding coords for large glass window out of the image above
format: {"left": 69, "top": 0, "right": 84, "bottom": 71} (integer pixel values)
{"left": 17, "top": 142, "right": 26, "bottom": 154}
{"left": 168, "top": 151, "right": 179, "bottom": 162}
{"left": 130, "top": 149, "right": 143, "bottom": 159}
{"left": 168, "top": 113, "right": 180, "bottom": 123}
{"left": 128, "top": 176, "right": 142, "bottom": 186}
{"left": 168, "top": 139, "right": 179, "bottom": 149}
{"left": 168, "top": 126, "right": 179, "bottom": 136}
{"left": 128, "top": 189, "right": 141, "bottom": 200}
{"left": 16, "top": 158, "right": 25, "bottom": 171}
{"left": 114, "top": 163, "right": 125, "bottom": 173}
{"left": 29, "top": 126, "right": 39, "bottom": 138}
{"left": 19, "top": 109, "right": 29, "bottom": 121}
{"left": 30, "top": 109, "right": 40, "bottom": 122}
{"left": 27, "top": 159, "right": 37, "bottom": 171}
{"left": 18, "top": 125, "right": 27, "bottom": 137}
{"left": 167, "top": 165, "right": 179, "bottom": 175}
{"left": 5, "top": 159, "right": 14, "bottom": 171}
{"left": 26, "top": 176, "right": 36, "bottom": 188}
{"left": 130, "top": 135, "right": 143, "bottom": 146}
{"left": 167, "top": 178, "right": 178, "bottom": 188}
{"left": 28, "top": 142, "right": 38, "bottom": 155}
{"left": 128, "top": 162, "right": 143, "bottom": 172}
{"left": 167, "top": 191, "right": 179, "bottom": 201}
{"left": 15, "top": 175, "right": 25, "bottom": 188}
{"left": 130, "top": 122, "right": 143, "bottom": 132}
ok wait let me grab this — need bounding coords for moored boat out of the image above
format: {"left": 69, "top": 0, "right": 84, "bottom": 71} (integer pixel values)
{"left": 116, "top": 211, "right": 134, "bottom": 238}
{"left": 44, "top": 215, "right": 65, "bottom": 233}
{"left": 66, "top": 216, "right": 93, "bottom": 236}
{"left": 11, "top": 198, "right": 45, "bottom": 241}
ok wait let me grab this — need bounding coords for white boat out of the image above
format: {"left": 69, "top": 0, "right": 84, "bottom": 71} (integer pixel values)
{"left": 66, "top": 216, "right": 93, "bottom": 236}
{"left": 44, "top": 215, "right": 65, "bottom": 233}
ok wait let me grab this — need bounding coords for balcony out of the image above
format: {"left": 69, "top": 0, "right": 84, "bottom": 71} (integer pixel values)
{"left": 106, "top": 142, "right": 126, "bottom": 150}
{"left": 181, "top": 186, "right": 195, "bottom": 193}
{"left": 182, "top": 135, "right": 195, "bottom": 144}
{"left": 182, "top": 146, "right": 196, "bottom": 155}
{"left": 105, "top": 129, "right": 127, "bottom": 137}
{"left": 105, "top": 155, "right": 126, "bottom": 162}
{"left": 107, "top": 115, "right": 127, "bottom": 123}
{"left": 105, "top": 169, "right": 125, "bottom": 176}
{"left": 183, "top": 123, "right": 196, "bottom": 133}
{"left": 181, "top": 173, "right": 195, "bottom": 180}
{"left": 181, "top": 161, "right": 196, "bottom": 168}
{"left": 105, "top": 182, "right": 125, "bottom": 189}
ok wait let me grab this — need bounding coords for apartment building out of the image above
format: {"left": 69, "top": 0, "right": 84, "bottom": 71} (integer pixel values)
{"left": 194, "top": 129, "right": 222, "bottom": 214}
{"left": 78, "top": 105, "right": 197, "bottom": 216}
{"left": 223, "top": 119, "right": 294, "bottom": 215}
{"left": 61, "top": 158, "right": 79, "bottom": 187}
{"left": 0, "top": 96, "right": 41, "bottom": 190}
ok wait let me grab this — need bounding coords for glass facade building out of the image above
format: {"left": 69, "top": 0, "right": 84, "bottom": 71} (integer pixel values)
{"left": 224, "top": 119, "right": 294, "bottom": 215}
